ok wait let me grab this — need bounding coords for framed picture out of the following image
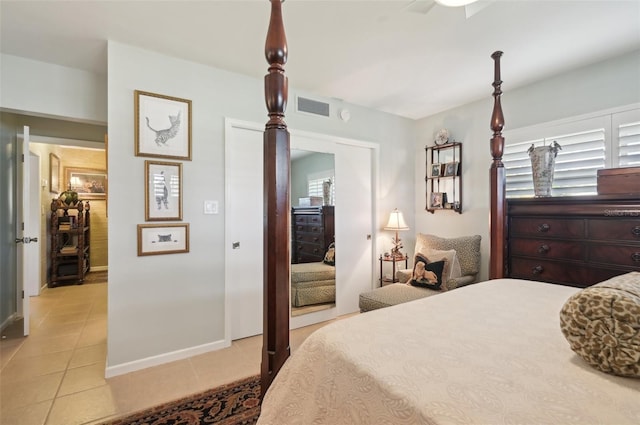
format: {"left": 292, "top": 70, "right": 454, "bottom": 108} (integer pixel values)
{"left": 444, "top": 161, "right": 459, "bottom": 177}
{"left": 65, "top": 167, "right": 107, "bottom": 200}
{"left": 135, "top": 90, "right": 192, "bottom": 160}
{"left": 145, "top": 160, "right": 182, "bottom": 221}
{"left": 49, "top": 153, "right": 60, "bottom": 193}
{"left": 431, "top": 163, "right": 442, "bottom": 178}
{"left": 430, "top": 192, "right": 447, "bottom": 209}
{"left": 137, "top": 223, "right": 190, "bottom": 256}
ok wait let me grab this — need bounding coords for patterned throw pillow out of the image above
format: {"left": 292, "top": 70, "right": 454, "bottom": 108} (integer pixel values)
{"left": 410, "top": 254, "right": 445, "bottom": 290}
{"left": 559, "top": 272, "right": 640, "bottom": 378}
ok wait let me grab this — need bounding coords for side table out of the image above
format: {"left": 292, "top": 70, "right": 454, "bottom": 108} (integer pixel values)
{"left": 379, "top": 254, "right": 408, "bottom": 286}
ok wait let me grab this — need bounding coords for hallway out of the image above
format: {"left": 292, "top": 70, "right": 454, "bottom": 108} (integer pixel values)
{"left": 0, "top": 274, "right": 333, "bottom": 424}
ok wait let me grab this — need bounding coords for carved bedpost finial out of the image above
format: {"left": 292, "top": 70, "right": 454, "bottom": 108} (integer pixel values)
{"left": 264, "top": 0, "right": 288, "bottom": 130}
{"left": 490, "top": 51, "right": 505, "bottom": 168}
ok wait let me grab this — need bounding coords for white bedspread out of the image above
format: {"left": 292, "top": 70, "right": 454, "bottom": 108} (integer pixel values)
{"left": 258, "top": 279, "right": 640, "bottom": 425}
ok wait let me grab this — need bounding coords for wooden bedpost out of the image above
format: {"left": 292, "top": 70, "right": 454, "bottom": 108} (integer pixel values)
{"left": 489, "top": 51, "right": 506, "bottom": 279}
{"left": 261, "top": 0, "right": 290, "bottom": 397}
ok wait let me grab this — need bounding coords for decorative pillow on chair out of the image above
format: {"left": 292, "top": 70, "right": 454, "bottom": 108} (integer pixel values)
{"left": 323, "top": 242, "right": 335, "bottom": 266}
{"left": 424, "top": 248, "right": 462, "bottom": 289}
{"left": 410, "top": 254, "right": 445, "bottom": 290}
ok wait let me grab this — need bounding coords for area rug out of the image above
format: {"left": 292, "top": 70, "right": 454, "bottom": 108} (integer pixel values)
{"left": 103, "top": 375, "right": 261, "bottom": 425}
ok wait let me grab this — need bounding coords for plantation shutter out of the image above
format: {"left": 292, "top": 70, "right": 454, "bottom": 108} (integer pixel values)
{"left": 504, "top": 124, "right": 606, "bottom": 198}
{"left": 615, "top": 109, "right": 640, "bottom": 167}
{"left": 308, "top": 173, "right": 335, "bottom": 204}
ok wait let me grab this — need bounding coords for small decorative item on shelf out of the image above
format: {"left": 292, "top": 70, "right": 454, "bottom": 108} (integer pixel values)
{"left": 528, "top": 141, "right": 562, "bottom": 197}
{"left": 430, "top": 192, "right": 447, "bottom": 209}
{"left": 435, "top": 128, "right": 450, "bottom": 146}
{"left": 444, "top": 161, "right": 459, "bottom": 177}
{"left": 57, "top": 184, "right": 79, "bottom": 206}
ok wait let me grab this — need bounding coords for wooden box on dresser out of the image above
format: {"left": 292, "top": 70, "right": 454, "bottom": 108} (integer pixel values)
{"left": 291, "top": 206, "right": 335, "bottom": 264}
{"left": 507, "top": 194, "right": 640, "bottom": 288}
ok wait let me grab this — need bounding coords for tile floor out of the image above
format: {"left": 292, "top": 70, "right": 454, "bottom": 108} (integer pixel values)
{"left": 0, "top": 275, "right": 342, "bottom": 425}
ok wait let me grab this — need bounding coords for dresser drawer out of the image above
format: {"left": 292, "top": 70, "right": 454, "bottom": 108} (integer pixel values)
{"left": 294, "top": 214, "right": 322, "bottom": 225}
{"left": 294, "top": 224, "right": 324, "bottom": 235}
{"left": 293, "top": 241, "right": 325, "bottom": 261}
{"left": 589, "top": 244, "right": 640, "bottom": 268}
{"left": 510, "top": 217, "right": 584, "bottom": 239}
{"left": 509, "top": 238, "right": 584, "bottom": 261}
{"left": 294, "top": 232, "right": 324, "bottom": 245}
{"left": 510, "top": 257, "right": 626, "bottom": 287}
{"left": 509, "top": 258, "right": 587, "bottom": 287}
{"left": 587, "top": 219, "right": 640, "bottom": 242}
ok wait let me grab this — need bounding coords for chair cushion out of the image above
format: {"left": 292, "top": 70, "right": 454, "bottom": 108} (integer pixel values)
{"left": 359, "top": 283, "right": 439, "bottom": 312}
{"left": 559, "top": 272, "right": 640, "bottom": 378}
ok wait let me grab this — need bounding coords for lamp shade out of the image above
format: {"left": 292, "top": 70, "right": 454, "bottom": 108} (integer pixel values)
{"left": 384, "top": 208, "right": 409, "bottom": 231}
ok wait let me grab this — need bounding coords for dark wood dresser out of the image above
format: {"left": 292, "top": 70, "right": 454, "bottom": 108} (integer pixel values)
{"left": 507, "top": 195, "right": 640, "bottom": 288}
{"left": 291, "top": 206, "right": 335, "bottom": 264}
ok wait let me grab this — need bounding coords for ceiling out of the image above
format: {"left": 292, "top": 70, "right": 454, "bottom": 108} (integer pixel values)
{"left": 1, "top": 0, "right": 639, "bottom": 120}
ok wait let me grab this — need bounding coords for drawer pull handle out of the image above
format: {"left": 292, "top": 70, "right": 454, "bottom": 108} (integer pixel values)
{"left": 632, "top": 226, "right": 640, "bottom": 237}
{"left": 632, "top": 252, "right": 640, "bottom": 263}
{"left": 532, "top": 265, "right": 544, "bottom": 275}
{"left": 537, "top": 223, "right": 550, "bottom": 233}
{"left": 538, "top": 244, "right": 550, "bottom": 254}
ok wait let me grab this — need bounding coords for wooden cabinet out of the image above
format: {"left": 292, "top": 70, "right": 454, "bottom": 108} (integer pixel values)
{"left": 425, "top": 142, "right": 462, "bottom": 213}
{"left": 507, "top": 195, "right": 640, "bottom": 288}
{"left": 49, "top": 199, "right": 90, "bottom": 287}
{"left": 291, "top": 206, "right": 334, "bottom": 264}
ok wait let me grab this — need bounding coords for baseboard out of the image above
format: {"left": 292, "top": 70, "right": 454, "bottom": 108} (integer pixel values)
{"left": 104, "top": 338, "right": 230, "bottom": 378}
{"left": 90, "top": 266, "right": 108, "bottom": 272}
{"left": 0, "top": 313, "right": 17, "bottom": 333}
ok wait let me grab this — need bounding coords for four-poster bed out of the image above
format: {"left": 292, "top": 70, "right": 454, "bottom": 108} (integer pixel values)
{"left": 259, "top": 1, "right": 640, "bottom": 423}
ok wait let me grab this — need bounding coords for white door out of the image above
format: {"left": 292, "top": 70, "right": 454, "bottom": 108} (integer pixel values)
{"left": 16, "top": 126, "right": 38, "bottom": 336}
{"left": 334, "top": 142, "right": 374, "bottom": 315}
{"left": 225, "top": 123, "right": 264, "bottom": 340}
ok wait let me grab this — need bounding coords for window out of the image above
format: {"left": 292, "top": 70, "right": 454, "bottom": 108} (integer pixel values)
{"left": 614, "top": 109, "right": 640, "bottom": 167}
{"left": 503, "top": 107, "right": 639, "bottom": 198}
{"left": 308, "top": 171, "right": 334, "bottom": 205}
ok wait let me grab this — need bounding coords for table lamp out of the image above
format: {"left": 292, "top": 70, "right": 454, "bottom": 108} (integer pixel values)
{"left": 384, "top": 208, "right": 409, "bottom": 259}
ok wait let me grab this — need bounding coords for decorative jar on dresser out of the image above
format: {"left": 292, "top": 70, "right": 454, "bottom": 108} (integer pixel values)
{"left": 507, "top": 194, "right": 640, "bottom": 287}
{"left": 291, "top": 206, "right": 335, "bottom": 264}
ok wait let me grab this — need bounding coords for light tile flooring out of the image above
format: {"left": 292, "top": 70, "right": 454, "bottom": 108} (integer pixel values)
{"left": 0, "top": 276, "right": 341, "bottom": 425}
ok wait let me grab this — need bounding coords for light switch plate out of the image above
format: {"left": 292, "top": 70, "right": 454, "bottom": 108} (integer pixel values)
{"left": 204, "top": 200, "right": 218, "bottom": 214}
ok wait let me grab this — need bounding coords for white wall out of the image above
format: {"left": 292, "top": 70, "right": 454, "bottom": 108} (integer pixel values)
{"left": 106, "top": 41, "right": 415, "bottom": 374}
{"left": 0, "top": 54, "right": 107, "bottom": 124}
{"left": 414, "top": 49, "right": 640, "bottom": 282}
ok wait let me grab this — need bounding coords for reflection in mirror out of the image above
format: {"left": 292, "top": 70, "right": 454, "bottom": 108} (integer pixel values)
{"left": 290, "top": 149, "right": 336, "bottom": 317}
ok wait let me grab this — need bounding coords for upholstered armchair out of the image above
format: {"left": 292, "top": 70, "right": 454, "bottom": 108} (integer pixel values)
{"left": 396, "top": 233, "right": 481, "bottom": 291}
{"left": 359, "top": 234, "right": 481, "bottom": 312}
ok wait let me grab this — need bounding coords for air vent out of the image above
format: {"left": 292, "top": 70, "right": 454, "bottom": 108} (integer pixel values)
{"left": 297, "top": 97, "right": 330, "bottom": 117}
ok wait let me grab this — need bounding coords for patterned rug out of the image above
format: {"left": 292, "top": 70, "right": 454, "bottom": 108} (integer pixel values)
{"left": 103, "top": 375, "right": 261, "bottom": 425}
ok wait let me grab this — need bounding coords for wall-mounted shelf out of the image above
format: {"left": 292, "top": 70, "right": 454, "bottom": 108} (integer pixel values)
{"left": 425, "top": 142, "right": 462, "bottom": 214}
